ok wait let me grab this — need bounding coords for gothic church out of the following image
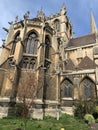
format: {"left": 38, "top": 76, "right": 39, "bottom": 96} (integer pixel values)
{"left": 0, "top": 4, "right": 98, "bottom": 118}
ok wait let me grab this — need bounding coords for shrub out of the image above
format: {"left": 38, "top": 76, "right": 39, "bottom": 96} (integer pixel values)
{"left": 92, "top": 105, "right": 98, "bottom": 119}
{"left": 13, "top": 128, "right": 22, "bottom": 130}
{"left": 84, "top": 114, "right": 95, "bottom": 124}
{"left": 74, "top": 99, "right": 96, "bottom": 119}
{"left": 95, "top": 106, "right": 98, "bottom": 113}
{"left": 95, "top": 118, "right": 98, "bottom": 123}
{"left": 44, "top": 116, "right": 53, "bottom": 120}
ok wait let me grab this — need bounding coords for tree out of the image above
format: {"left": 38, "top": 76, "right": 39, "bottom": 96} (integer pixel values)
{"left": 16, "top": 69, "right": 37, "bottom": 130}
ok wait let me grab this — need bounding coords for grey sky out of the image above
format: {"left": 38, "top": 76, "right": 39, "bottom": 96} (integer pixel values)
{"left": 0, "top": 0, "right": 98, "bottom": 45}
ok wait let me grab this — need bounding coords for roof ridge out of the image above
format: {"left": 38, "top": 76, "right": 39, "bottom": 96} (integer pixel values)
{"left": 71, "top": 33, "right": 95, "bottom": 40}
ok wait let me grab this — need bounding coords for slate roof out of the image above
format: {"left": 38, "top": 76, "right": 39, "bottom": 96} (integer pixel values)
{"left": 67, "top": 33, "right": 96, "bottom": 48}
{"left": 65, "top": 58, "right": 75, "bottom": 70}
{"left": 77, "top": 56, "right": 97, "bottom": 70}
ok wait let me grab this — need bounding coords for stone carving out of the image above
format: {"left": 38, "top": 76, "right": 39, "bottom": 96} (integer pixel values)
{"left": 14, "top": 16, "right": 18, "bottom": 23}
{"left": 24, "top": 11, "right": 30, "bottom": 20}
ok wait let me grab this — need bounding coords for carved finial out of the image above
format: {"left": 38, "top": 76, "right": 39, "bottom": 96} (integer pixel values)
{"left": 62, "top": 3, "right": 66, "bottom": 9}
{"left": 24, "top": 11, "right": 30, "bottom": 20}
{"left": 2, "top": 39, "right": 5, "bottom": 45}
{"left": 2, "top": 39, "right": 5, "bottom": 42}
{"left": 61, "top": 3, "right": 66, "bottom": 15}
{"left": 14, "top": 16, "right": 18, "bottom": 23}
{"left": 3, "top": 27, "right": 9, "bottom": 33}
{"left": 37, "top": 7, "right": 45, "bottom": 20}
{"left": 8, "top": 21, "right": 13, "bottom": 25}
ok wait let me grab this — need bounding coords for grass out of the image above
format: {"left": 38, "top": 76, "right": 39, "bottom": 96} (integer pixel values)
{"left": 0, "top": 114, "right": 89, "bottom": 130}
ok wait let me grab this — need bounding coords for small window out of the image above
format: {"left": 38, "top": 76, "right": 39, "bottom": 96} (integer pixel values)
{"left": 66, "top": 21, "right": 69, "bottom": 29}
{"left": 21, "top": 57, "right": 35, "bottom": 69}
{"left": 45, "top": 36, "right": 50, "bottom": 59}
{"left": 54, "top": 19, "right": 60, "bottom": 32}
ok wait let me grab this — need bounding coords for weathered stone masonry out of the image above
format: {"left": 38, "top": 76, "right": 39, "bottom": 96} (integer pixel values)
{"left": 0, "top": 4, "right": 98, "bottom": 118}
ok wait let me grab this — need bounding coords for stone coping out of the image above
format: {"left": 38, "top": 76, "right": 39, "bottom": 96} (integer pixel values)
{"left": 0, "top": 98, "right": 60, "bottom": 105}
{"left": 33, "top": 99, "right": 43, "bottom": 104}
{"left": 61, "top": 97, "right": 73, "bottom": 100}
{"left": 44, "top": 100, "right": 60, "bottom": 104}
{"left": 0, "top": 97, "right": 10, "bottom": 102}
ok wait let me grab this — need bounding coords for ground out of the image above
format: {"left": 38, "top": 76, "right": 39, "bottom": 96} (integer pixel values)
{"left": 0, "top": 114, "right": 88, "bottom": 130}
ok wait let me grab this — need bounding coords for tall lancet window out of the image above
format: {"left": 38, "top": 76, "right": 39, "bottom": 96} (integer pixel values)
{"left": 11, "top": 32, "right": 20, "bottom": 55}
{"left": 45, "top": 36, "right": 50, "bottom": 59}
{"left": 26, "top": 32, "right": 38, "bottom": 54}
{"left": 54, "top": 19, "right": 60, "bottom": 32}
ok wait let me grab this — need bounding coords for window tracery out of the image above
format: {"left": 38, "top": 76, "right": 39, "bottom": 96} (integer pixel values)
{"left": 11, "top": 32, "right": 20, "bottom": 55}
{"left": 54, "top": 19, "right": 60, "bottom": 32}
{"left": 26, "top": 32, "right": 38, "bottom": 54}
{"left": 80, "top": 77, "right": 95, "bottom": 98}
{"left": 20, "top": 56, "right": 36, "bottom": 69}
{"left": 61, "top": 79, "right": 73, "bottom": 97}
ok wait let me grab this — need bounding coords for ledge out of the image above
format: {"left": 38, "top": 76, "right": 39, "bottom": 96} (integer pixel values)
{"left": 0, "top": 97, "right": 10, "bottom": 102}
{"left": 61, "top": 97, "right": 73, "bottom": 100}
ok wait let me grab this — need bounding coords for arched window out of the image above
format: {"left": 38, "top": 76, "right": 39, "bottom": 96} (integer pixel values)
{"left": 54, "top": 19, "right": 60, "bottom": 32}
{"left": 80, "top": 77, "right": 95, "bottom": 98}
{"left": 21, "top": 57, "right": 35, "bottom": 69}
{"left": 61, "top": 79, "right": 73, "bottom": 98}
{"left": 45, "top": 36, "right": 50, "bottom": 59}
{"left": 26, "top": 32, "right": 38, "bottom": 54}
{"left": 11, "top": 32, "right": 20, "bottom": 55}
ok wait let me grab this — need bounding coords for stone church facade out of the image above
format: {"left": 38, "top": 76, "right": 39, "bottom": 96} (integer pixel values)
{"left": 0, "top": 4, "right": 98, "bottom": 118}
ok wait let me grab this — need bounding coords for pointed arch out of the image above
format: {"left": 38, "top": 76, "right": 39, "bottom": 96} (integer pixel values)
{"left": 11, "top": 31, "right": 20, "bottom": 55}
{"left": 54, "top": 19, "right": 60, "bottom": 32}
{"left": 80, "top": 76, "right": 96, "bottom": 98}
{"left": 80, "top": 76, "right": 95, "bottom": 84}
{"left": 45, "top": 35, "right": 51, "bottom": 59}
{"left": 26, "top": 29, "right": 39, "bottom": 37}
{"left": 61, "top": 78, "right": 73, "bottom": 98}
{"left": 25, "top": 30, "right": 38, "bottom": 54}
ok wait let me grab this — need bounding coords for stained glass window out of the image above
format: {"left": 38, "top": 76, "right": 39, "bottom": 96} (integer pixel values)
{"left": 80, "top": 77, "right": 95, "bottom": 98}
{"left": 26, "top": 32, "right": 38, "bottom": 54}
{"left": 45, "top": 36, "right": 50, "bottom": 59}
{"left": 61, "top": 79, "right": 73, "bottom": 97}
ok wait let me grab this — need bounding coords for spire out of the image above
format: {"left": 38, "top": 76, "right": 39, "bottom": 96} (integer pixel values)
{"left": 90, "top": 11, "right": 97, "bottom": 33}
{"left": 60, "top": 3, "right": 66, "bottom": 15}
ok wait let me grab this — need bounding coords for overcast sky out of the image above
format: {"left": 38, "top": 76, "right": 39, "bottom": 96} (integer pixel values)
{"left": 0, "top": 0, "right": 98, "bottom": 46}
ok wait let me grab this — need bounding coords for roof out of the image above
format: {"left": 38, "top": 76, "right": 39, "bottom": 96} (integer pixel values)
{"left": 31, "top": 18, "right": 42, "bottom": 22}
{"left": 64, "top": 56, "right": 97, "bottom": 71}
{"left": 65, "top": 58, "right": 75, "bottom": 70}
{"left": 78, "top": 56, "right": 97, "bottom": 70}
{"left": 67, "top": 33, "right": 96, "bottom": 48}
